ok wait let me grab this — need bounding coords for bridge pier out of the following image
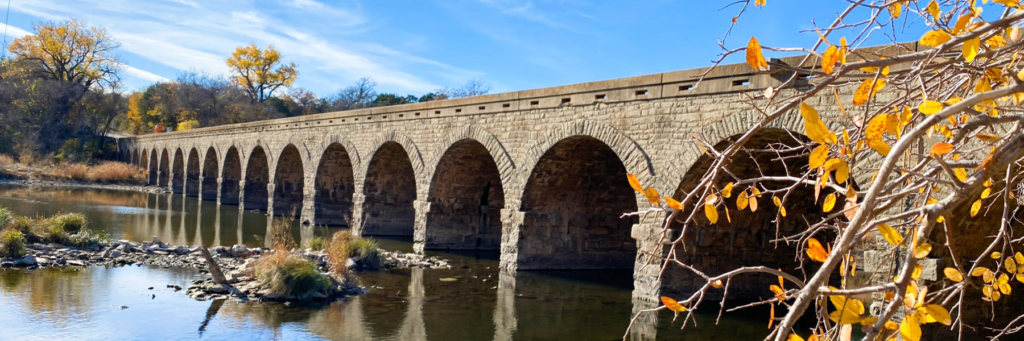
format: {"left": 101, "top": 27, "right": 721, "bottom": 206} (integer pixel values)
{"left": 300, "top": 175, "right": 317, "bottom": 226}
{"left": 630, "top": 213, "right": 667, "bottom": 303}
{"left": 265, "top": 183, "right": 276, "bottom": 216}
{"left": 498, "top": 208, "right": 524, "bottom": 272}
{"left": 350, "top": 192, "right": 366, "bottom": 236}
{"left": 412, "top": 199, "right": 430, "bottom": 254}
{"left": 236, "top": 180, "right": 246, "bottom": 211}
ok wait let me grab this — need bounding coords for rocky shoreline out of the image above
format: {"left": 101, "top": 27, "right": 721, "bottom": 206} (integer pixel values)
{"left": 1, "top": 238, "right": 451, "bottom": 303}
{"left": 0, "top": 178, "right": 167, "bottom": 194}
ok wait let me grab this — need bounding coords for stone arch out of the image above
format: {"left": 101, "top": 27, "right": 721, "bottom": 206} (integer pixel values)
{"left": 361, "top": 141, "right": 417, "bottom": 236}
{"left": 424, "top": 138, "right": 505, "bottom": 250}
{"left": 158, "top": 149, "right": 171, "bottom": 187}
{"left": 140, "top": 149, "right": 152, "bottom": 185}
{"left": 661, "top": 128, "right": 828, "bottom": 300}
{"left": 431, "top": 125, "right": 515, "bottom": 191}
{"left": 314, "top": 142, "right": 356, "bottom": 227}
{"left": 171, "top": 148, "right": 186, "bottom": 193}
{"left": 221, "top": 146, "right": 242, "bottom": 205}
{"left": 272, "top": 144, "right": 305, "bottom": 218}
{"left": 185, "top": 147, "right": 201, "bottom": 197}
{"left": 244, "top": 145, "right": 271, "bottom": 212}
{"left": 364, "top": 131, "right": 426, "bottom": 185}
{"left": 518, "top": 135, "right": 639, "bottom": 270}
{"left": 517, "top": 120, "right": 653, "bottom": 208}
{"left": 201, "top": 146, "right": 218, "bottom": 201}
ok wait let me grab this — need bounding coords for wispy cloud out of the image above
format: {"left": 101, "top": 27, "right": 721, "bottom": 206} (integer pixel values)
{"left": 123, "top": 65, "right": 169, "bottom": 84}
{"left": 0, "top": 22, "right": 32, "bottom": 39}
{"left": 6, "top": 0, "right": 481, "bottom": 95}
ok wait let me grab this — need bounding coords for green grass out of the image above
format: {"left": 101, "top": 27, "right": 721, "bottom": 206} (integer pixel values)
{"left": 307, "top": 237, "right": 327, "bottom": 251}
{"left": 253, "top": 251, "right": 336, "bottom": 301}
{"left": 0, "top": 228, "right": 26, "bottom": 258}
{"left": 350, "top": 237, "right": 382, "bottom": 270}
{"left": 46, "top": 213, "right": 88, "bottom": 234}
{"left": 0, "top": 207, "right": 12, "bottom": 228}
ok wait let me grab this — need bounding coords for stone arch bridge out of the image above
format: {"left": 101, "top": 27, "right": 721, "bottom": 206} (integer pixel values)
{"left": 121, "top": 56, "right": 863, "bottom": 302}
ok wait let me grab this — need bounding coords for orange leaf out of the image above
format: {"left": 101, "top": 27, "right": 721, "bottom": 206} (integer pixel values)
{"left": 664, "top": 196, "right": 683, "bottom": 210}
{"left": 822, "top": 45, "right": 840, "bottom": 74}
{"left": 627, "top": 174, "right": 643, "bottom": 193}
{"left": 643, "top": 187, "right": 660, "bottom": 206}
{"left": 806, "top": 238, "right": 829, "bottom": 262}
{"left": 930, "top": 142, "right": 954, "bottom": 156}
{"left": 661, "top": 296, "right": 688, "bottom": 313}
{"left": 746, "top": 37, "right": 769, "bottom": 71}
{"left": 705, "top": 203, "right": 719, "bottom": 223}
{"left": 854, "top": 78, "right": 886, "bottom": 106}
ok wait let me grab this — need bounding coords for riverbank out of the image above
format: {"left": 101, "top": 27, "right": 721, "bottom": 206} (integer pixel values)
{"left": 0, "top": 178, "right": 167, "bottom": 194}
{"left": 0, "top": 158, "right": 146, "bottom": 186}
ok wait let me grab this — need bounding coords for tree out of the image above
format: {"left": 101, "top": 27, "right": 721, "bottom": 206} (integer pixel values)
{"left": 8, "top": 19, "right": 122, "bottom": 89}
{"left": 330, "top": 77, "right": 377, "bottom": 110}
{"left": 433, "top": 78, "right": 492, "bottom": 99}
{"left": 629, "top": 1, "right": 1024, "bottom": 341}
{"left": 226, "top": 43, "right": 298, "bottom": 103}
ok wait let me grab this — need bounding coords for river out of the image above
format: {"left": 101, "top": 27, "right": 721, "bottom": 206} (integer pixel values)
{"left": 0, "top": 184, "right": 771, "bottom": 340}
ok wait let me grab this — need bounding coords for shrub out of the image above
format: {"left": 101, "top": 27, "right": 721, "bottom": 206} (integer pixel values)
{"left": 307, "top": 236, "right": 327, "bottom": 251}
{"left": 55, "top": 163, "right": 89, "bottom": 180}
{"left": 0, "top": 207, "right": 11, "bottom": 228}
{"left": 252, "top": 251, "right": 335, "bottom": 301}
{"left": 68, "top": 229, "right": 110, "bottom": 248}
{"left": 47, "top": 213, "right": 88, "bottom": 234}
{"left": 350, "top": 237, "right": 382, "bottom": 270}
{"left": 0, "top": 154, "right": 14, "bottom": 168}
{"left": 0, "top": 228, "right": 26, "bottom": 258}
{"left": 326, "top": 231, "right": 352, "bottom": 276}
{"left": 87, "top": 162, "right": 142, "bottom": 183}
{"left": 5, "top": 216, "right": 35, "bottom": 236}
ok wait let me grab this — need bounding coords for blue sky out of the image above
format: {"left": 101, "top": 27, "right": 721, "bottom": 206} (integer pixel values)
{"left": 0, "top": 0, "right": 935, "bottom": 97}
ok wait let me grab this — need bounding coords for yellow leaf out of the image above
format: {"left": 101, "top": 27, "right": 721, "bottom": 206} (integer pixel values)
{"left": 944, "top": 267, "right": 963, "bottom": 282}
{"left": 664, "top": 196, "right": 683, "bottom": 210}
{"left": 779, "top": 206, "right": 787, "bottom": 217}
{"left": 787, "top": 334, "right": 806, "bottom": 341}
{"left": 977, "top": 132, "right": 1001, "bottom": 142}
{"left": 755, "top": 0, "right": 766, "bottom": 7}
{"left": 921, "top": 304, "right": 952, "bottom": 325}
{"left": 768, "top": 303, "right": 775, "bottom": 329}
{"left": 661, "top": 296, "right": 687, "bottom": 313}
{"left": 773, "top": 196, "right": 782, "bottom": 207}
{"left": 770, "top": 284, "right": 786, "bottom": 301}
{"left": 1016, "top": 252, "right": 1024, "bottom": 269}
{"left": 865, "top": 114, "right": 887, "bottom": 140}
{"left": 886, "top": 112, "right": 900, "bottom": 135}
{"left": 930, "top": 142, "right": 954, "bottom": 156}
{"left": 955, "top": 168, "right": 968, "bottom": 182}
{"left": 750, "top": 188, "right": 760, "bottom": 212}
{"left": 918, "top": 100, "right": 943, "bottom": 114}
{"left": 854, "top": 78, "right": 886, "bottom": 106}
{"left": 971, "top": 199, "right": 982, "bottom": 217}
{"left": 839, "top": 37, "right": 848, "bottom": 64}
{"left": 926, "top": 0, "right": 940, "bottom": 21}
{"left": 806, "top": 238, "right": 829, "bottom": 262}
{"left": 705, "top": 203, "right": 719, "bottom": 223}
{"left": 835, "top": 160, "right": 850, "bottom": 184}
{"left": 800, "top": 103, "right": 838, "bottom": 144}
{"left": 1018, "top": 273, "right": 1024, "bottom": 283}
{"left": 1006, "top": 258, "right": 1018, "bottom": 274}
{"left": 867, "top": 138, "right": 891, "bottom": 156}
{"left": 737, "top": 191, "right": 749, "bottom": 210}
{"left": 920, "top": 30, "right": 952, "bottom": 46}
{"left": 822, "top": 45, "right": 840, "bottom": 74}
{"left": 722, "top": 182, "right": 734, "bottom": 198}
{"left": 972, "top": 267, "right": 991, "bottom": 277}
{"left": 987, "top": 35, "right": 1006, "bottom": 49}
{"left": 627, "top": 174, "right": 643, "bottom": 193}
{"left": 993, "top": 252, "right": 1002, "bottom": 259}
{"left": 710, "top": 279, "right": 723, "bottom": 288}
{"left": 888, "top": 2, "right": 901, "bottom": 18}
{"left": 809, "top": 145, "right": 829, "bottom": 169}
{"left": 993, "top": 0, "right": 1020, "bottom": 7}
{"left": 746, "top": 37, "right": 768, "bottom": 71}
{"left": 900, "top": 314, "right": 923, "bottom": 341}
{"left": 878, "top": 223, "right": 904, "bottom": 246}
{"left": 963, "top": 37, "right": 980, "bottom": 63}
{"left": 822, "top": 193, "right": 836, "bottom": 212}
{"left": 914, "top": 243, "right": 932, "bottom": 259}
{"left": 643, "top": 187, "right": 660, "bottom": 206}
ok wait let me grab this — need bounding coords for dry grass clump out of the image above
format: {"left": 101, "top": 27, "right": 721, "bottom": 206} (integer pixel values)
{"left": 326, "top": 231, "right": 352, "bottom": 276}
{"left": 252, "top": 251, "right": 335, "bottom": 301}
{"left": 350, "top": 237, "right": 381, "bottom": 270}
{"left": 54, "top": 163, "right": 89, "bottom": 180}
{"left": 269, "top": 218, "right": 297, "bottom": 250}
{"left": 86, "top": 162, "right": 143, "bottom": 183}
{"left": 307, "top": 236, "right": 327, "bottom": 251}
{"left": 0, "top": 228, "right": 26, "bottom": 258}
{"left": 0, "top": 154, "right": 14, "bottom": 168}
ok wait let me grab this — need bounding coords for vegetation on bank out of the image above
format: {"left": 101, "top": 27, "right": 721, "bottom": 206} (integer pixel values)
{"left": 0, "top": 208, "right": 111, "bottom": 258}
{"left": 0, "top": 155, "right": 145, "bottom": 184}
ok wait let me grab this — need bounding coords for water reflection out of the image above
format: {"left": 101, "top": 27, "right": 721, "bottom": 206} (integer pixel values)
{"left": 0, "top": 185, "right": 780, "bottom": 340}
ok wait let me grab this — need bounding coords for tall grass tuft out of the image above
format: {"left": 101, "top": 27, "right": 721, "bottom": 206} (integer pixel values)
{"left": 47, "top": 213, "right": 88, "bottom": 234}
{"left": 269, "top": 218, "right": 297, "bottom": 250}
{"left": 252, "top": 250, "right": 335, "bottom": 301}
{"left": 326, "top": 231, "right": 352, "bottom": 276}
{"left": 55, "top": 163, "right": 89, "bottom": 180}
{"left": 0, "top": 207, "right": 12, "bottom": 228}
{"left": 87, "top": 162, "right": 143, "bottom": 183}
{"left": 350, "top": 237, "right": 382, "bottom": 270}
{"left": 0, "top": 228, "right": 26, "bottom": 258}
{"left": 307, "top": 237, "right": 327, "bottom": 251}
{"left": 0, "top": 154, "right": 14, "bottom": 168}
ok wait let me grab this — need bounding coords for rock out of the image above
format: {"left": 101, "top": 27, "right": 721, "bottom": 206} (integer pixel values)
{"left": 110, "top": 250, "right": 122, "bottom": 257}
{"left": 152, "top": 236, "right": 162, "bottom": 244}
{"left": 175, "top": 246, "right": 188, "bottom": 255}
{"left": 189, "top": 246, "right": 201, "bottom": 254}
{"left": 205, "top": 283, "right": 229, "bottom": 294}
{"left": 16, "top": 256, "right": 36, "bottom": 266}
{"left": 167, "top": 284, "right": 182, "bottom": 291}
{"left": 345, "top": 258, "right": 357, "bottom": 269}
{"left": 67, "top": 260, "right": 85, "bottom": 266}
{"left": 311, "top": 291, "right": 327, "bottom": 300}
{"left": 231, "top": 245, "right": 249, "bottom": 258}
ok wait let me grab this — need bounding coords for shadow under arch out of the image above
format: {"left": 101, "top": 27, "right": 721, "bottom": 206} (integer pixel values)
{"left": 244, "top": 145, "right": 271, "bottom": 212}
{"left": 272, "top": 144, "right": 305, "bottom": 218}
{"left": 662, "top": 128, "right": 839, "bottom": 300}
{"left": 361, "top": 141, "right": 416, "bottom": 236}
{"left": 201, "top": 147, "right": 219, "bottom": 200}
{"left": 425, "top": 138, "right": 505, "bottom": 250}
{"left": 185, "top": 147, "right": 201, "bottom": 197}
{"left": 313, "top": 142, "right": 356, "bottom": 227}
{"left": 518, "top": 135, "right": 639, "bottom": 270}
{"left": 221, "top": 146, "right": 242, "bottom": 205}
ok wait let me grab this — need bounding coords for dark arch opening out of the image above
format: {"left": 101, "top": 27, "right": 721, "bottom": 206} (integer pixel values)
{"left": 273, "top": 145, "right": 305, "bottom": 218}
{"left": 314, "top": 143, "right": 355, "bottom": 227}
{"left": 221, "top": 147, "right": 242, "bottom": 205}
{"left": 131, "top": 150, "right": 138, "bottom": 165}
{"left": 425, "top": 139, "right": 504, "bottom": 250}
{"left": 201, "top": 147, "right": 219, "bottom": 201}
{"left": 158, "top": 149, "right": 170, "bottom": 187}
{"left": 171, "top": 149, "right": 185, "bottom": 194}
{"left": 362, "top": 141, "right": 416, "bottom": 236}
{"left": 519, "top": 136, "right": 638, "bottom": 270}
{"left": 244, "top": 146, "right": 270, "bottom": 212}
{"left": 662, "top": 128, "right": 826, "bottom": 300}
{"left": 185, "top": 148, "right": 201, "bottom": 197}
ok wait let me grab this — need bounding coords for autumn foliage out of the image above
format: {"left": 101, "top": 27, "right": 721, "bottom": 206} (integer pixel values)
{"left": 628, "top": 1, "right": 1024, "bottom": 340}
